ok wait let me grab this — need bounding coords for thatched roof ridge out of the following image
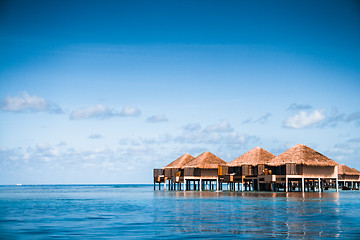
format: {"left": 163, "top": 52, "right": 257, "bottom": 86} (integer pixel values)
{"left": 228, "top": 147, "right": 276, "bottom": 166}
{"left": 267, "top": 144, "right": 338, "bottom": 167}
{"left": 338, "top": 164, "right": 360, "bottom": 175}
{"left": 182, "top": 151, "right": 227, "bottom": 169}
{"left": 163, "top": 153, "right": 195, "bottom": 169}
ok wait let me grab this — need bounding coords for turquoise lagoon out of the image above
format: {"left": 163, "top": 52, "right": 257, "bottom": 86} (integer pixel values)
{"left": 0, "top": 184, "right": 359, "bottom": 239}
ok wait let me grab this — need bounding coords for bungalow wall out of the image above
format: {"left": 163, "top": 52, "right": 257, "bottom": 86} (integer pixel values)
{"left": 257, "top": 164, "right": 265, "bottom": 175}
{"left": 302, "top": 166, "right": 337, "bottom": 178}
{"left": 154, "top": 169, "right": 164, "bottom": 178}
{"left": 172, "top": 168, "right": 182, "bottom": 177}
{"left": 267, "top": 164, "right": 303, "bottom": 175}
{"left": 164, "top": 168, "right": 172, "bottom": 178}
{"left": 218, "top": 165, "right": 229, "bottom": 176}
{"left": 242, "top": 165, "right": 256, "bottom": 176}
{"left": 184, "top": 168, "right": 219, "bottom": 178}
{"left": 267, "top": 165, "right": 286, "bottom": 175}
{"left": 339, "top": 175, "right": 360, "bottom": 181}
{"left": 227, "top": 166, "right": 242, "bottom": 175}
{"left": 168, "top": 168, "right": 183, "bottom": 182}
{"left": 268, "top": 165, "right": 286, "bottom": 175}
{"left": 286, "top": 164, "right": 303, "bottom": 175}
{"left": 164, "top": 168, "right": 183, "bottom": 179}
{"left": 153, "top": 169, "right": 164, "bottom": 182}
{"left": 184, "top": 168, "right": 201, "bottom": 177}
{"left": 200, "top": 169, "right": 218, "bottom": 177}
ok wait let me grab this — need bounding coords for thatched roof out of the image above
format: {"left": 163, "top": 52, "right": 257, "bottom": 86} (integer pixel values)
{"left": 163, "top": 153, "right": 195, "bottom": 169}
{"left": 338, "top": 164, "right": 360, "bottom": 175}
{"left": 228, "top": 147, "right": 276, "bottom": 166}
{"left": 182, "top": 151, "right": 227, "bottom": 169}
{"left": 267, "top": 144, "right": 338, "bottom": 167}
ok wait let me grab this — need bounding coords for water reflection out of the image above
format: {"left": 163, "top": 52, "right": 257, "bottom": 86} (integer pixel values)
{"left": 152, "top": 191, "right": 356, "bottom": 239}
{"left": 155, "top": 190, "right": 340, "bottom": 199}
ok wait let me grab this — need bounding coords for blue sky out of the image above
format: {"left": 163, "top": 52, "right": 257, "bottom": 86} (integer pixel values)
{"left": 1, "top": 0, "right": 360, "bottom": 184}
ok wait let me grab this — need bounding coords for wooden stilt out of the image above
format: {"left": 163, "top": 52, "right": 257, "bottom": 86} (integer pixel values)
{"left": 301, "top": 178, "right": 304, "bottom": 192}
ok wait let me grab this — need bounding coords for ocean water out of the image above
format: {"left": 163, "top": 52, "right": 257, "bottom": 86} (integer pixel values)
{"left": 0, "top": 185, "right": 360, "bottom": 239}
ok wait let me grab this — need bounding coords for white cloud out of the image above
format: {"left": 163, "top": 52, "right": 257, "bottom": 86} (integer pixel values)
{"left": 306, "top": 108, "right": 360, "bottom": 128}
{"left": 146, "top": 114, "right": 168, "bottom": 123}
{"left": 70, "top": 104, "right": 141, "bottom": 120}
{"left": 284, "top": 110, "right": 325, "bottom": 129}
{"left": 203, "top": 120, "right": 233, "bottom": 133}
{"left": 70, "top": 104, "right": 114, "bottom": 120}
{"left": 1, "top": 91, "right": 63, "bottom": 113}
{"left": 120, "top": 106, "right": 141, "bottom": 117}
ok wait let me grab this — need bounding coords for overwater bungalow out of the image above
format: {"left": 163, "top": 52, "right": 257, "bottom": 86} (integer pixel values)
{"left": 267, "top": 144, "right": 339, "bottom": 192}
{"left": 153, "top": 153, "right": 194, "bottom": 190}
{"left": 220, "top": 147, "right": 276, "bottom": 191}
{"left": 153, "top": 144, "right": 357, "bottom": 192}
{"left": 182, "top": 151, "right": 227, "bottom": 191}
{"left": 338, "top": 164, "right": 360, "bottom": 190}
{"left": 163, "top": 153, "right": 195, "bottom": 190}
{"left": 153, "top": 168, "right": 165, "bottom": 190}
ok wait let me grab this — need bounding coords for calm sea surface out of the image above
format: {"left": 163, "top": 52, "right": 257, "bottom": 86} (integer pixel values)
{"left": 0, "top": 184, "right": 360, "bottom": 239}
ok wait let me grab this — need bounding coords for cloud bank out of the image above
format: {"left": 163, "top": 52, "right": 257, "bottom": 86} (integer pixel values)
{"left": 70, "top": 104, "right": 140, "bottom": 120}
{"left": 120, "top": 106, "right": 141, "bottom": 117}
{"left": 284, "top": 107, "right": 360, "bottom": 129}
{"left": 1, "top": 92, "right": 63, "bottom": 114}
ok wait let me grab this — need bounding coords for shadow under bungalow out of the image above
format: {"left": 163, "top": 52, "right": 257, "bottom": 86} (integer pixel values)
{"left": 153, "top": 144, "right": 360, "bottom": 192}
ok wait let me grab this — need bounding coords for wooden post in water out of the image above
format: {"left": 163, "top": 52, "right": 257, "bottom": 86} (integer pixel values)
{"left": 336, "top": 178, "right": 338, "bottom": 192}
{"left": 301, "top": 177, "right": 304, "bottom": 192}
